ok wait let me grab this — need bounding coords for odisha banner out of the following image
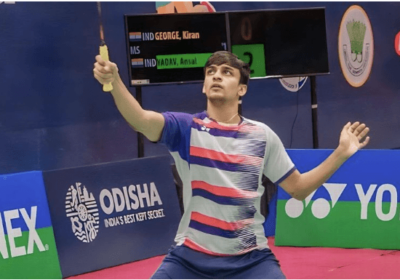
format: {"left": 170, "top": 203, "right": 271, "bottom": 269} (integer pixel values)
{"left": 43, "top": 156, "right": 182, "bottom": 278}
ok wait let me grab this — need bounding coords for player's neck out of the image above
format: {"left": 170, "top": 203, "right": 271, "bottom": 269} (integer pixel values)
{"left": 206, "top": 102, "right": 241, "bottom": 125}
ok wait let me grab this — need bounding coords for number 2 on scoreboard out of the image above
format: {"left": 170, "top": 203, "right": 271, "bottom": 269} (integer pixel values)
{"left": 244, "top": 52, "right": 254, "bottom": 74}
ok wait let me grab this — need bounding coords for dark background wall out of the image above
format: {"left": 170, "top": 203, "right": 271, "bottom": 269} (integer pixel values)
{"left": 1, "top": 2, "right": 399, "bottom": 175}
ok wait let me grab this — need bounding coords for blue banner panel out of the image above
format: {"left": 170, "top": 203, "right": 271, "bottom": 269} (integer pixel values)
{"left": 0, "top": 171, "right": 62, "bottom": 278}
{"left": 276, "top": 149, "right": 400, "bottom": 249}
{"left": 0, "top": 171, "right": 52, "bottom": 234}
{"left": 279, "top": 150, "right": 400, "bottom": 203}
{"left": 43, "top": 156, "right": 182, "bottom": 278}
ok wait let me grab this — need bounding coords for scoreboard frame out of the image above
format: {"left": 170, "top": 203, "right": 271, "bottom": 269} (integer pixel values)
{"left": 124, "top": 8, "right": 329, "bottom": 87}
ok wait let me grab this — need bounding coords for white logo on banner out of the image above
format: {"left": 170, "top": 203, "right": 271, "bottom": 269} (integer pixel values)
{"left": 285, "top": 183, "right": 347, "bottom": 219}
{"left": 338, "top": 5, "right": 374, "bottom": 87}
{"left": 279, "top": 77, "right": 308, "bottom": 92}
{"left": 355, "top": 183, "right": 398, "bottom": 221}
{"left": 0, "top": 206, "right": 47, "bottom": 259}
{"left": 65, "top": 182, "right": 165, "bottom": 239}
{"left": 285, "top": 183, "right": 400, "bottom": 221}
{"left": 99, "top": 183, "right": 165, "bottom": 228}
{"left": 65, "top": 183, "right": 100, "bottom": 243}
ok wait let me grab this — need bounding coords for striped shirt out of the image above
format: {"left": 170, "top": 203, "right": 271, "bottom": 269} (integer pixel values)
{"left": 160, "top": 111, "right": 296, "bottom": 256}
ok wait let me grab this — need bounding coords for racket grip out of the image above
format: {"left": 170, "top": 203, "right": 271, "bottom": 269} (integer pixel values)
{"left": 99, "top": 44, "right": 113, "bottom": 92}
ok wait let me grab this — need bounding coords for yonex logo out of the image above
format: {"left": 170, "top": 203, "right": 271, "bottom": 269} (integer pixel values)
{"left": 65, "top": 183, "right": 100, "bottom": 243}
{"left": 0, "top": 206, "right": 47, "bottom": 259}
{"left": 285, "top": 183, "right": 347, "bottom": 219}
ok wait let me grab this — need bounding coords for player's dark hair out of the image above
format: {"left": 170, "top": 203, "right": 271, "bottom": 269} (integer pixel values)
{"left": 204, "top": 51, "right": 250, "bottom": 86}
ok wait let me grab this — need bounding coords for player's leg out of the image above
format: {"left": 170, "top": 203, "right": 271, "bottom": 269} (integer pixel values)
{"left": 227, "top": 249, "right": 286, "bottom": 279}
{"left": 151, "top": 262, "right": 172, "bottom": 279}
{"left": 234, "top": 257, "right": 286, "bottom": 279}
{"left": 151, "top": 247, "right": 207, "bottom": 279}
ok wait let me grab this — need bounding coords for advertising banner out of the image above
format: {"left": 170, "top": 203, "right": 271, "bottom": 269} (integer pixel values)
{"left": 276, "top": 150, "right": 400, "bottom": 249}
{"left": 0, "top": 171, "right": 62, "bottom": 279}
{"left": 43, "top": 156, "right": 182, "bottom": 277}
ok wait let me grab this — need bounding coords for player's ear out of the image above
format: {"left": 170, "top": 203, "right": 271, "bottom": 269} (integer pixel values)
{"left": 238, "top": 84, "right": 247, "bottom": 97}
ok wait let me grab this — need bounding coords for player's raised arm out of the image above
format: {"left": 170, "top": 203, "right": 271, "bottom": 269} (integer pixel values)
{"left": 280, "top": 122, "right": 370, "bottom": 201}
{"left": 93, "top": 55, "right": 165, "bottom": 142}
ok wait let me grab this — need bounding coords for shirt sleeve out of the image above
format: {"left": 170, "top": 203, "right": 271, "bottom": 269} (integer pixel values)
{"left": 263, "top": 129, "right": 296, "bottom": 185}
{"left": 159, "top": 112, "right": 193, "bottom": 152}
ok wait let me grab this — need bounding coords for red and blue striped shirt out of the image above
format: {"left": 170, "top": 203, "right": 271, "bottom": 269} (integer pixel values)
{"left": 160, "top": 111, "right": 296, "bottom": 256}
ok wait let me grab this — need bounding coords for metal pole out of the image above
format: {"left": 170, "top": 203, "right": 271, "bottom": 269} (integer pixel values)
{"left": 136, "top": 86, "right": 145, "bottom": 158}
{"left": 310, "top": 76, "right": 319, "bottom": 149}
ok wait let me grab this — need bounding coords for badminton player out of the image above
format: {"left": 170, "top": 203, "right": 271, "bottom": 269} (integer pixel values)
{"left": 93, "top": 51, "right": 370, "bottom": 279}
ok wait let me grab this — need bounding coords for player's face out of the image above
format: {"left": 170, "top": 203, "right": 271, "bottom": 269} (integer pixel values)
{"left": 203, "top": 64, "right": 246, "bottom": 103}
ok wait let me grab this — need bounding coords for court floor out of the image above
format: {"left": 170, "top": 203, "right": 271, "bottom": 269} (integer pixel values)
{"left": 68, "top": 237, "right": 400, "bottom": 279}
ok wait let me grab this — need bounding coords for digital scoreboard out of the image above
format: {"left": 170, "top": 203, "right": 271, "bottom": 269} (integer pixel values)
{"left": 124, "top": 8, "right": 329, "bottom": 86}
{"left": 125, "top": 13, "right": 228, "bottom": 86}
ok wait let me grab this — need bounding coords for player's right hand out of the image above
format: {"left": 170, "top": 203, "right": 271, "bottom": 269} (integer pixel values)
{"left": 93, "top": 55, "right": 119, "bottom": 87}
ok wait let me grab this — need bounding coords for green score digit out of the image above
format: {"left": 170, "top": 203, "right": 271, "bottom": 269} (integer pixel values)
{"left": 231, "top": 44, "right": 266, "bottom": 78}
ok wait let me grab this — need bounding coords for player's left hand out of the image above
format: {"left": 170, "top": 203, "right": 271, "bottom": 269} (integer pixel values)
{"left": 337, "top": 122, "right": 370, "bottom": 159}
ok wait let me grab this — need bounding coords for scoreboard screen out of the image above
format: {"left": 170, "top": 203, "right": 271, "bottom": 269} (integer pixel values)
{"left": 124, "top": 8, "right": 330, "bottom": 86}
{"left": 125, "top": 13, "right": 228, "bottom": 86}
{"left": 229, "top": 8, "right": 329, "bottom": 78}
